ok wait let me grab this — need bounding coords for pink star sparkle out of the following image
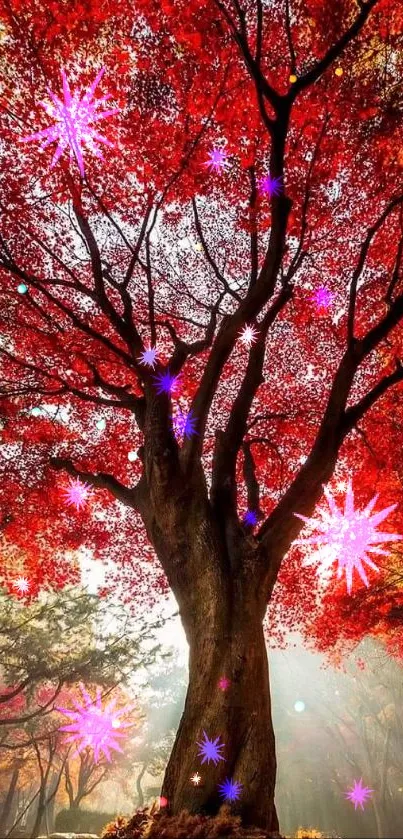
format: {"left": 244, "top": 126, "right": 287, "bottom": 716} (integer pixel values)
{"left": 294, "top": 482, "right": 402, "bottom": 594}
{"left": 21, "top": 68, "right": 119, "bottom": 177}
{"left": 310, "top": 286, "right": 334, "bottom": 310}
{"left": 62, "top": 478, "right": 92, "bottom": 511}
{"left": 57, "top": 684, "right": 135, "bottom": 763}
{"left": 218, "top": 677, "right": 230, "bottom": 691}
{"left": 344, "top": 778, "right": 374, "bottom": 811}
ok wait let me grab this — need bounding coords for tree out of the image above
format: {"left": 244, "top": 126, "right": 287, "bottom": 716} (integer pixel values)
{"left": 0, "top": 586, "right": 161, "bottom": 727}
{"left": 1, "top": 0, "right": 403, "bottom": 834}
{"left": 0, "top": 586, "right": 157, "bottom": 834}
{"left": 63, "top": 748, "right": 111, "bottom": 812}
{"left": 131, "top": 659, "right": 187, "bottom": 807}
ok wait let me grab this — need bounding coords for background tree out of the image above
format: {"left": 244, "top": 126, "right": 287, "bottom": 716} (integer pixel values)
{"left": 1, "top": 0, "right": 403, "bottom": 834}
{"left": 0, "top": 586, "right": 160, "bottom": 834}
{"left": 0, "top": 586, "right": 161, "bottom": 726}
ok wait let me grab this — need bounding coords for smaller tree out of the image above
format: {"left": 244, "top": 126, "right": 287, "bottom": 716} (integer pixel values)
{"left": 0, "top": 585, "right": 163, "bottom": 835}
{"left": 123, "top": 657, "right": 188, "bottom": 808}
{"left": 0, "top": 585, "right": 162, "bottom": 727}
{"left": 63, "top": 747, "right": 111, "bottom": 811}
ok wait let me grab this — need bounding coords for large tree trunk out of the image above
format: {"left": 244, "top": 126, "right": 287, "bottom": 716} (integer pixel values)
{"left": 161, "top": 589, "right": 279, "bottom": 834}
{"left": 141, "top": 426, "right": 282, "bottom": 834}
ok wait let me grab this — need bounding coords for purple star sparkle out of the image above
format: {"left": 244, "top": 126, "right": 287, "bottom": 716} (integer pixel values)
{"left": 152, "top": 369, "right": 182, "bottom": 396}
{"left": 218, "top": 777, "right": 243, "bottom": 802}
{"left": 344, "top": 778, "right": 374, "bottom": 811}
{"left": 21, "top": 68, "right": 119, "bottom": 177}
{"left": 243, "top": 510, "right": 259, "bottom": 528}
{"left": 204, "top": 147, "right": 229, "bottom": 173}
{"left": 294, "top": 482, "right": 402, "bottom": 594}
{"left": 139, "top": 346, "right": 158, "bottom": 369}
{"left": 196, "top": 731, "right": 225, "bottom": 766}
{"left": 171, "top": 408, "right": 198, "bottom": 440}
{"left": 259, "top": 174, "right": 283, "bottom": 197}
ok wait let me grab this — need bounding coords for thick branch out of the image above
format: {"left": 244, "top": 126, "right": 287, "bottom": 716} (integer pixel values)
{"left": 50, "top": 457, "right": 141, "bottom": 509}
{"left": 211, "top": 285, "right": 293, "bottom": 513}
{"left": 186, "top": 184, "right": 292, "bottom": 464}
{"left": 290, "top": 0, "right": 379, "bottom": 98}
{"left": 347, "top": 195, "right": 403, "bottom": 343}
{"left": 242, "top": 441, "right": 262, "bottom": 517}
{"left": 343, "top": 360, "right": 403, "bottom": 432}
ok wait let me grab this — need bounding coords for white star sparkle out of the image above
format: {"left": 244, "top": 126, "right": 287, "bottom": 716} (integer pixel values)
{"left": 239, "top": 324, "right": 258, "bottom": 348}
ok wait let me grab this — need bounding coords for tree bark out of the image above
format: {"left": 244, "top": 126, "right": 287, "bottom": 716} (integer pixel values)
{"left": 161, "top": 588, "right": 279, "bottom": 834}
{"left": 0, "top": 763, "right": 20, "bottom": 834}
{"left": 136, "top": 764, "right": 147, "bottom": 808}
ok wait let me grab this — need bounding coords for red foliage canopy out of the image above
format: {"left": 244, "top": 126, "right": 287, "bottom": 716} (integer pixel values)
{"left": 0, "top": 0, "right": 403, "bottom": 656}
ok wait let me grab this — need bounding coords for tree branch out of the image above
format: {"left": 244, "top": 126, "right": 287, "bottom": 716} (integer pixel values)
{"left": 347, "top": 195, "right": 403, "bottom": 344}
{"left": 289, "top": 0, "right": 379, "bottom": 99}
{"left": 242, "top": 441, "right": 262, "bottom": 518}
{"left": 343, "top": 360, "right": 403, "bottom": 433}
{"left": 210, "top": 284, "right": 293, "bottom": 516}
{"left": 0, "top": 682, "right": 62, "bottom": 727}
{"left": 50, "top": 457, "right": 141, "bottom": 509}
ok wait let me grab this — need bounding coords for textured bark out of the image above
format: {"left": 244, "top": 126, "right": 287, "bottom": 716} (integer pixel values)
{"left": 161, "top": 602, "right": 279, "bottom": 834}
{"left": 136, "top": 764, "right": 146, "bottom": 808}
{"left": 0, "top": 763, "right": 19, "bottom": 833}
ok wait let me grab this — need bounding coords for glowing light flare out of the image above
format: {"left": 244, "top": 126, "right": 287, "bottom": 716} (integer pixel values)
{"left": 243, "top": 510, "right": 259, "bottom": 528}
{"left": 21, "top": 68, "right": 119, "bottom": 177}
{"left": 13, "top": 577, "right": 30, "bottom": 594}
{"left": 190, "top": 772, "right": 202, "bottom": 785}
{"left": 294, "top": 482, "right": 402, "bottom": 594}
{"left": 152, "top": 369, "right": 182, "bottom": 396}
{"left": 259, "top": 174, "right": 283, "bottom": 197}
{"left": 310, "top": 286, "right": 335, "bottom": 310}
{"left": 57, "top": 683, "right": 135, "bottom": 763}
{"left": 171, "top": 408, "right": 198, "bottom": 441}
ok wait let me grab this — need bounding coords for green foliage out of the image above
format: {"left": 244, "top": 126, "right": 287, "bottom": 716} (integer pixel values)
{"left": 55, "top": 806, "right": 118, "bottom": 834}
{"left": 0, "top": 585, "right": 163, "bottom": 722}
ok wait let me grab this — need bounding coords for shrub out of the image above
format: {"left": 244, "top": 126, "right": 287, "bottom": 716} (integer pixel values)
{"left": 55, "top": 807, "right": 117, "bottom": 835}
{"left": 100, "top": 804, "right": 280, "bottom": 838}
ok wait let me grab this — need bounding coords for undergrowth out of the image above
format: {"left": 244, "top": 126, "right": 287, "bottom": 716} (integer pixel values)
{"left": 100, "top": 805, "right": 341, "bottom": 839}
{"left": 100, "top": 804, "right": 282, "bottom": 838}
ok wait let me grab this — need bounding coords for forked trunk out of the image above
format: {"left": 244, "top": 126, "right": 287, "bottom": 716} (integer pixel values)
{"left": 161, "top": 596, "right": 279, "bottom": 835}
